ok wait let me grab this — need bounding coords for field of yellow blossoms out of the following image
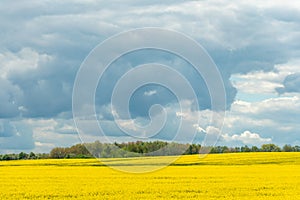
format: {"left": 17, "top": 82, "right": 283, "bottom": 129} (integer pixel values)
{"left": 1, "top": 152, "right": 300, "bottom": 199}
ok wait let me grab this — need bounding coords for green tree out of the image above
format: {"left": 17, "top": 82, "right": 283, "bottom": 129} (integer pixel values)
{"left": 29, "top": 152, "right": 36, "bottom": 159}
{"left": 50, "top": 147, "right": 67, "bottom": 158}
{"left": 2, "top": 154, "right": 11, "bottom": 160}
{"left": 293, "top": 145, "right": 300, "bottom": 152}
{"left": 261, "top": 144, "right": 281, "bottom": 152}
{"left": 282, "top": 144, "right": 293, "bottom": 152}
{"left": 18, "top": 152, "right": 28, "bottom": 160}
{"left": 251, "top": 146, "right": 259, "bottom": 152}
{"left": 241, "top": 145, "right": 251, "bottom": 152}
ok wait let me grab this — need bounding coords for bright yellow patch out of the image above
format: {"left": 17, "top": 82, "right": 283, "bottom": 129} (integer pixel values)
{"left": 1, "top": 152, "right": 300, "bottom": 199}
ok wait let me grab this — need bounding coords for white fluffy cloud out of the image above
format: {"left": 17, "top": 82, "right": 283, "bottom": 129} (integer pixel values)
{"left": 225, "top": 96, "right": 300, "bottom": 145}
{"left": 0, "top": 48, "right": 52, "bottom": 79}
{"left": 223, "top": 131, "right": 272, "bottom": 146}
{"left": 231, "top": 61, "right": 300, "bottom": 96}
{"left": 25, "top": 118, "right": 80, "bottom": 153}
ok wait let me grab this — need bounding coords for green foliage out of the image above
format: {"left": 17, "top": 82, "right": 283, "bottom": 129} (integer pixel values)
{"left": 1, "top": 142, "right": 300, "bottom": 160}
{"left": 29, "top": 152, "right": 36, "bottom": 159}
{"left": 49, "top": 145, "right": 92, "bottom": 159}
{"left": 18, "top": 152, "right": 28, "bottom": 160}
{"left": 261, "top": 144, "right": 281, "bottom": 152}
{"left": 282, "top": 144, "right": 293, "bottom": 152}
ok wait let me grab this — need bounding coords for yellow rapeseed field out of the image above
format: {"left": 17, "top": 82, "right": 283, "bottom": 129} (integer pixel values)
{"left": 1, "top": 152, "right": 300, "bottom": 199}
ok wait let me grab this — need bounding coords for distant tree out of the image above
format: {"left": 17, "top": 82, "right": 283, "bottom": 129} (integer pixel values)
{"left": 68, "top": 144, "right": 91, "bottom": 157}
{"left": 294, "top": 145, "right": 300, "bottom": 152}
{"left": 251, "top": 146, "right": 259, "bottom": 152}
{"left": 282, "top": 144, "right": 293, "bottom": 152}
{"left": 29, "top": 152, "right": 36, "bottom": 159}
{"left": 261, "top": 144, "right": 281, "bottom": 152}
{"left": 18, "top": 152, "right": 28, "bottom": 160}
{"left": 210, "top": 146, "right": 229, "bottom": 153}
{"left": 50, "top": 147, "right": 67, "bottom": 158}
{"left": 2, "top": 154, "right": 11, "bottom": 160}
{"left": 36, "top": 153, "right": 49, "bottom": 159}
{"left": 3, "top": 141, "right": 300, "bottom": 161}
{"left": 241, "top": 145, "right": 251, "bottom": 152}
{"left": 210, "top": 146, "right": 218, "bottom": 153}
{"left": 234, "top": 147, "right": 241, "bottom": 152}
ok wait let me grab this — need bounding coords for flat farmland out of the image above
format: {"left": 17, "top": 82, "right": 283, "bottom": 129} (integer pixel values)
{"left": 1, "top": 153, "right": 300, "bottom": 199}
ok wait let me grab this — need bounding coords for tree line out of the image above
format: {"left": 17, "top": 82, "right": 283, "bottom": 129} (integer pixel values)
{"left": 1, "top": 141, "right": 300, "bottom": 160}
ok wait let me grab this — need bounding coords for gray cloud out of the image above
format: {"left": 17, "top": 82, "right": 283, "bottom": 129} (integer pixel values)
{"left": 0, "top": 0, "right": 299, "bottom": 151}
{"left": 0, "top": 78, "right": 22, "bottom": 118}
{"left": 0, "top": 1, "right": 299, "bottom": 119}
{"left": 276, "top": 73, "right": 300, "bottom": 94}
{"left": 0, "top": 120, "right": 17, "bottom": 137}
{"left": 0, "top": 120, "right": 34, "bottom": 152}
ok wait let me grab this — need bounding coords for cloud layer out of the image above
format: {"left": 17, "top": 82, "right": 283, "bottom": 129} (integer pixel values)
{"left": 0, "top": 0, "right": 299, "bottom": 152}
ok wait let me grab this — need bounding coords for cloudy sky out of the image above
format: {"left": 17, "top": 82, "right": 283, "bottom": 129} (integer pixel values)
{"left": 0, "top": 0, "right": 300, "bottom": 153}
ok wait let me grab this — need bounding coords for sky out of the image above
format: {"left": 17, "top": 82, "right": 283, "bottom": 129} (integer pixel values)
{"left": 0, "top": 0, "right": 300, "bottom": 153}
